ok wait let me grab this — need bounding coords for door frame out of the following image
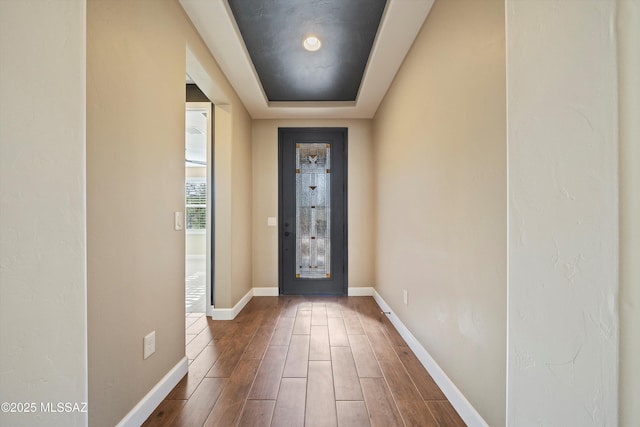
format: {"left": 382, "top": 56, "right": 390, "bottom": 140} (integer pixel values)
{"left": 278, "top": 127, "right": 348, "bottom": 295}
{"left": 185, "top": 101, "right": 214, "bottom": 316}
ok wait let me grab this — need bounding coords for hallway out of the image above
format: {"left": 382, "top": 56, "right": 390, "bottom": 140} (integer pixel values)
{"left": 144, "top": 297, "right": 465, "bottom": 426}
{"left": 4, "top": 1, "right": 636, "bottom": 425}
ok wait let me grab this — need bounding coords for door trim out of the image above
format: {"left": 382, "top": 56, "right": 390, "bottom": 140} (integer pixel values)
{"left": 278, "top": 127, "right": 348, "bottom": 295}
{"left": 185, "top": 101, "right": 214, "bottom": 316}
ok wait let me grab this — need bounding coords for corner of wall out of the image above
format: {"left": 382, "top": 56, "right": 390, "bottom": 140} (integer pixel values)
{"left": 617, "top": 1, "right": 640, "bottom": 424}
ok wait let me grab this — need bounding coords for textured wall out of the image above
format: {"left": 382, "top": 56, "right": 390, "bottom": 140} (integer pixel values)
{"left": 506, "top": 1, "right": 619, "bottom": 425}
{"left": 0, "top": 1, "right": 87, "bottom": 426}
{"left": 372, "top": 0, "right": 506, "bottom": 424}
{"left": 251, "top": 119, "right": 375, "bottom": 291}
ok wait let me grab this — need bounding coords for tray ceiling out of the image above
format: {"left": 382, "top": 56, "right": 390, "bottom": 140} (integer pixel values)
{"left": 179, "top": 0, "right": 434, "bottom": 119}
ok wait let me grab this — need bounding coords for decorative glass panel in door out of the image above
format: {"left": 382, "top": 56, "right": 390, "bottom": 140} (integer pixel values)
{"left": 295, "top": 143, "right": 331, "bottom": 278}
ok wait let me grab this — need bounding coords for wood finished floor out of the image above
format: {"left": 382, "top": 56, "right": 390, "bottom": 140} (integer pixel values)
{"left": 144, "top": 296, "right": 466, "bottom": 427}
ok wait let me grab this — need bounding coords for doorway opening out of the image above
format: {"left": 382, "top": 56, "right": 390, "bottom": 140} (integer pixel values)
{"left": 185, "top": 89, "right": 214, "bottom": 314}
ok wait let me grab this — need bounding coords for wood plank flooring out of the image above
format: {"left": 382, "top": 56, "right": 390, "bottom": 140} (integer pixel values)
{"left": 144, "top": 296, "right": 466, "bottom": 427}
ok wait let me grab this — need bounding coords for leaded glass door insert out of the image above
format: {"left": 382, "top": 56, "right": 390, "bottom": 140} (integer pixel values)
{"left": 296, "top": 143, "right": 331, "bottom": 279}
{"left": 279, "top": 128, "right": 347, "bottom": 295}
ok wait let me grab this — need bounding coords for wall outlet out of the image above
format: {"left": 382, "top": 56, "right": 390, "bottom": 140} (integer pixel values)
{"left": 403, "top": 289, "right": 408, "bottom": 305}
{"left": 143, "top": 331, "right": 156, "bottom": 359}
{"left": 267, "top": 216, "right": 277, "bottom": 227}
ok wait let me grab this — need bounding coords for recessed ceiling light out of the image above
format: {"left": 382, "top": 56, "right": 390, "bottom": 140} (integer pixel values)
{"left": 303, "top": 35, "right": 322, "bottom": 52}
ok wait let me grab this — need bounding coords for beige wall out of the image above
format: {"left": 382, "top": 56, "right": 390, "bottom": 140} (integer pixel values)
{"left": 372, "top": 0, "right": 506, "bottom": 425}
{"left": 213, "top": 106, "right": 233, "bottom": 307}
{"left": 87, "top": 1, "right": 251, "bottom": 425}
{"left": 619, "top": 1, "right": 640, "bottom": 425}
{"left": 231, "top": 107, "right": 253, "bottom": 304}
{"left": 0, "top": 1, "right": 88, "bottom": 426}
{"left": 251, "top": 120, "right": 375, "bottom": 290}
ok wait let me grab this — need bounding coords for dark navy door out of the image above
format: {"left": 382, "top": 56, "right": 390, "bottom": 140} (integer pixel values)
{"left": 279, "top": 128, "right": 347, "bottom": 295}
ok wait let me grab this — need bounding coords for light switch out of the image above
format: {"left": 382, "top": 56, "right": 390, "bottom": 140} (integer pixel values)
{"left": 174, "top": 212, "right": 184, "bottom": 231}
{"left": 267, "top": 217, "right": 277, "bottom": 227}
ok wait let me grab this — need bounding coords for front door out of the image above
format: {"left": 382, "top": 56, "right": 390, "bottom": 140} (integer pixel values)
{"left": 279, "top": 128, "right": 347, "bottom": 295}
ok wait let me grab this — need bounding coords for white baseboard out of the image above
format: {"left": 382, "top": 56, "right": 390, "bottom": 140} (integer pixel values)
{"left": 371, "top": 290, "right": 488, "bottom": 427}
{"left": 252, "top": 286, "right": 374, "bottom": 297}
{"left": 211, "top": 286, "right": 375, "bottom": 320}
{"left": 253, "top": 287, "right": 279, "bottom": 296}
{"left": 348, "top": 286, "right": 375, "bottom": 296}
{"left": 212, "top": 288, "right": 253, "bottom": 320}
{"left": 116, "top": 356, "right": 188, "bottom": 427}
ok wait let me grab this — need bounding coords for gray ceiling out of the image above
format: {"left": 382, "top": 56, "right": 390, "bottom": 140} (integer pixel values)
{"left": 227, "top": 0, "right": 387, "bottom": 102}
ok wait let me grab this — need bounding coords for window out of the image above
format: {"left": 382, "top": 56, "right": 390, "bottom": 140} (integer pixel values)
{"left": 185, "top": 179, "right": 206, "bottom": 230}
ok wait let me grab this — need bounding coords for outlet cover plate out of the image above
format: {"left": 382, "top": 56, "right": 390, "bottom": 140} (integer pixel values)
{"left": 143, "top": 331, "right": 156, "bottom": 359}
